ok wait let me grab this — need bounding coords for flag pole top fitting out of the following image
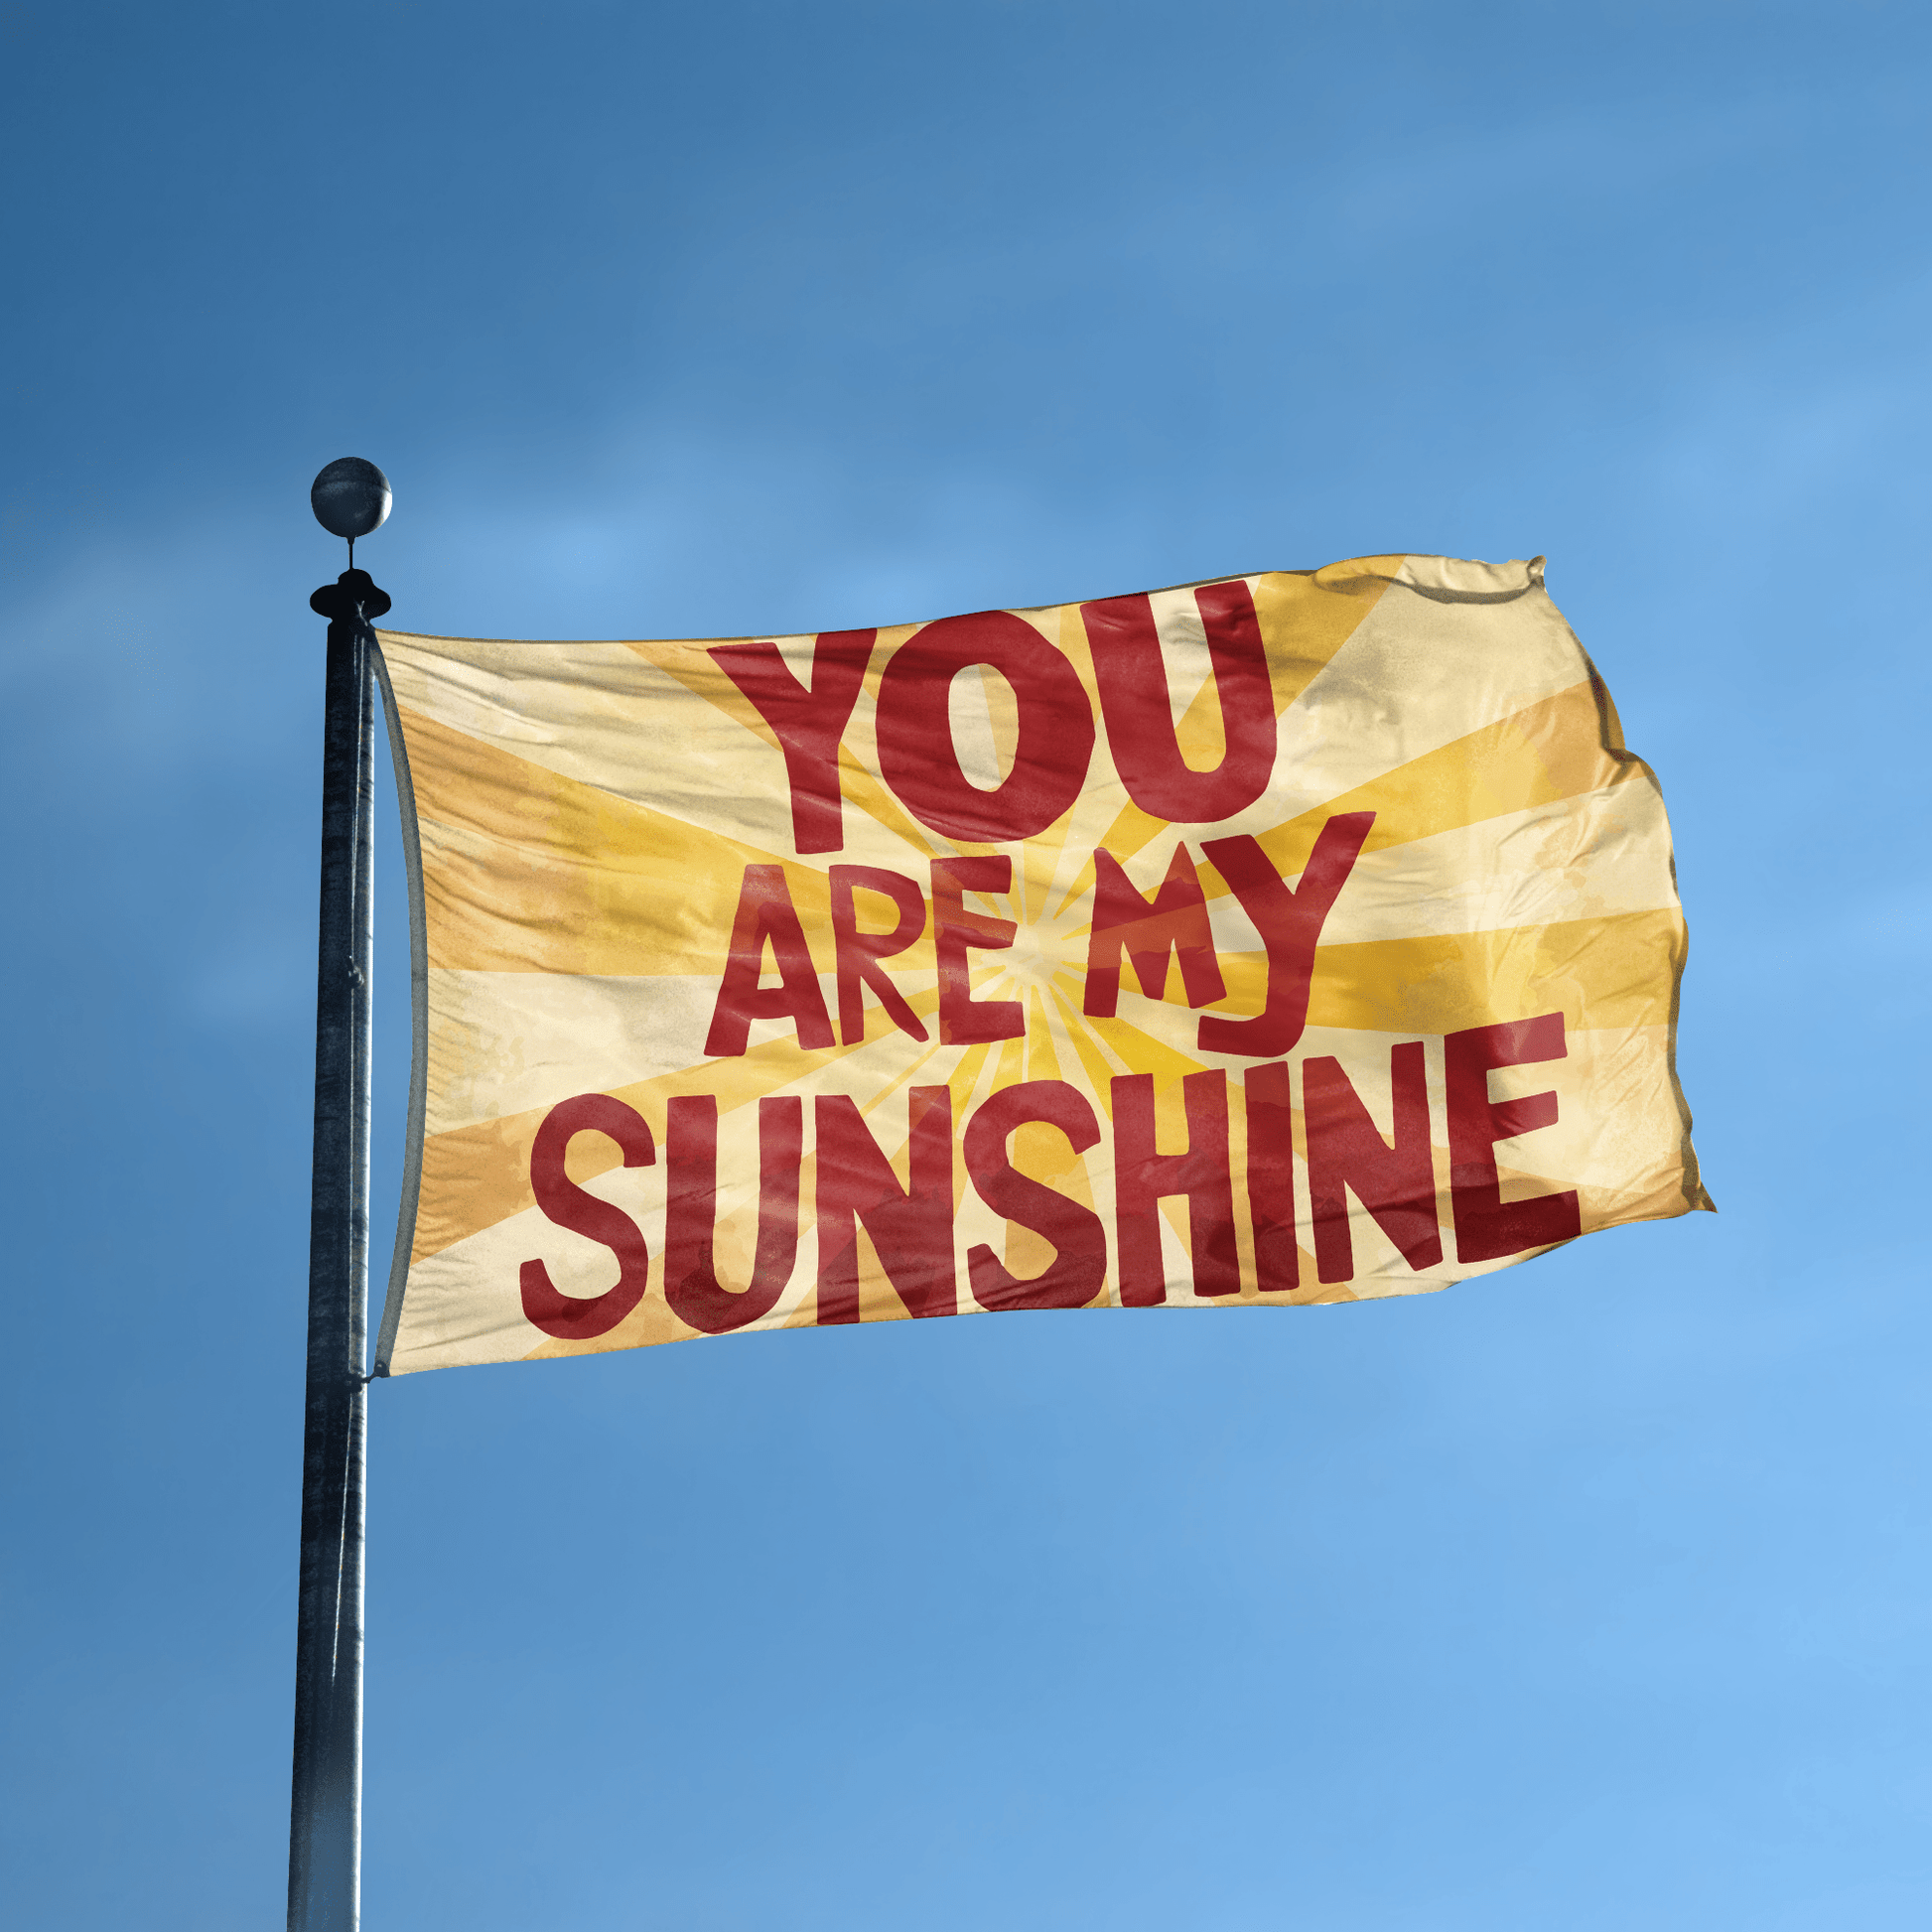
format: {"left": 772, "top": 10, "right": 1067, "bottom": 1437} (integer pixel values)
{"left": 311, "top": 456, "right": 392, "bottom": 546}
{"left": 310, "top": 458, "right": 392, "bottom": 621}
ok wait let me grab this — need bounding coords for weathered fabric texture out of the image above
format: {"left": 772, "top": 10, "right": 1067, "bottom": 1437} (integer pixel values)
{"left": 373, "top": 555, "right": 1708, "bottom": 1375}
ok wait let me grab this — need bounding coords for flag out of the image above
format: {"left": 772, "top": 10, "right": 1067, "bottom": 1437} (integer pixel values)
{"left": 370, "top": 554, "right": 1709, "bottom": 1375}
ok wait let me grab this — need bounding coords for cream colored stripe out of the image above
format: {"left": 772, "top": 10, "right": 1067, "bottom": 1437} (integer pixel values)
{"left": 427, "top": 970, "right": 781, "bottom": 1136}
{"left": 379, "top": 630, "right": 808, "bottom": 857}
{"left": 1259, "top": 565, "right": 1590, "bottom": 828}
{"left": 1249, "top": 783, "right": 1679, "bottom": 950}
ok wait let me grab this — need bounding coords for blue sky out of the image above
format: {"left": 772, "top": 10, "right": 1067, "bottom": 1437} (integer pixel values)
{"left": 3, "top": 3, "right": 1929, "bottom": 1926}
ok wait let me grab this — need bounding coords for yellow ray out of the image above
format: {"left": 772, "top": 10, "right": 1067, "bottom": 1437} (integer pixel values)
{"left": 406, "top": 705, "right": 808, "bottom": 973}
{"left": 1057, "top": 998, "right": 1211, "bottom": 1094}
{"left": 1259, "top": 560, "right": 1407, "bottom": 713}
{"left": 1048, "top": 985, "right": 1132, "bottom": 1102}
{"left": 1244, "top": 680, "right": 1641, "bottom": 884}
{"left": 619, "top": 631, "right": 788, "bottom": 740}
{"left": 407, "top": 704, "right": 949, "bottom": 979}
{"left": 1285, "top": 909, "right": 1684, "bottom": 1035}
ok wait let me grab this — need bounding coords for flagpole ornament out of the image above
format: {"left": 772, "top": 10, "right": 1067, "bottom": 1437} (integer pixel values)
{"left": 311, "top": 457, "right": 392, "bottom": 569}
{"left": 290, "top": 467, "right": 390, "bottom": 1932}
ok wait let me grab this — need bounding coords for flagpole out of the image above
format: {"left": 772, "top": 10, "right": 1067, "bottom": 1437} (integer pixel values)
{"left": 291, "top": 462, "right": 391, "bottom": 1932}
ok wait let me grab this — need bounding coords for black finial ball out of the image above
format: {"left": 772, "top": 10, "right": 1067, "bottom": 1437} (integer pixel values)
{"left": 311, "top": 458, "right": 392, "bottom": 541}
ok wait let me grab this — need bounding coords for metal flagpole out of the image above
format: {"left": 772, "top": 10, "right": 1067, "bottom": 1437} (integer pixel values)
{"left": 290, "top": 460, "right": 392, "bottom": 1932}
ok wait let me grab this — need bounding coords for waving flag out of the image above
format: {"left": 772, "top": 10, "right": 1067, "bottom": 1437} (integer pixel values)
{"left": 369, "top": 554, "right": 1708, "bottom": 1375}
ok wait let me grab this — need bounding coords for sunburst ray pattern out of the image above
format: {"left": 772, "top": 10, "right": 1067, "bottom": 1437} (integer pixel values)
{"left": 372, "top": 556, "right": 1709, "bottom": 1375}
